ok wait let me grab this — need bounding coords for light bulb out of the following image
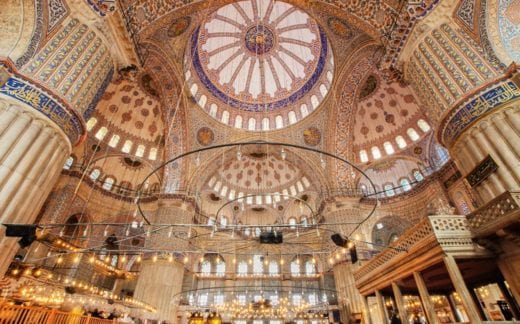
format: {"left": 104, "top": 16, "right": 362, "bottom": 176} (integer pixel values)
{"left": 236, "top": 149, "right": 242, "bottom": 161}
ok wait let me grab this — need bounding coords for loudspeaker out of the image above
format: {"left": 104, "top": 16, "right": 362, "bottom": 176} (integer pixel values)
{"left": 349, "top": 244, "right": 358, "bottom": 264}
{"left": 4, "top": 225, "right": 37, "bottom": 248}
{"left": 331, "top": 233, "right": 347, "bottom": 247}
{"left": 4, "top": 225, "right": 36, "bottom": 237}
{"left": 259, "top": 231, "right": 283, "bottom": 244}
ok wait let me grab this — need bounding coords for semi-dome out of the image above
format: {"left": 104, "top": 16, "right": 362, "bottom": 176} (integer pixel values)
{"left": 185, "top": 0, "right": 334, "bottom": 131}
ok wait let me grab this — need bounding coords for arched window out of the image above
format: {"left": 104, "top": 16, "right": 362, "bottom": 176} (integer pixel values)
{"left": 86, "top": 117, "right": 97, "bottom": 131}
{"left": 237, "top": 261, "right": 248, "bottom": 276}
{"left": 275, "top": 115, "right": 284, "bottom": 129}
{"left": 200, "top": 260, "right": 211, "bottom": 275}
{"left": 407, "top": 128, "right": 420, "bottom": 141}
{"left": 95, "top": 127, "right": 108, "bottom": 140}
{"left": 63, "top": 156, "right": 74, "bottom": 170}
{"left": 102, "top": 177, "right": 115, "bottom": 191}
{"left": 207, "top": 216, "right": 216, "bottom": 226}
{"left": 413, "top": 170, "right": 424, "bottom": 182}
{"left": 253, "top": 255, "right": 263, "bottom": 275}
{"left": 301, "top": 216, "right": 308, "bottom": 227}
{"left": 221, "top": 110, "right": 230, "bottom": 124}
{"left": 371, "top": 146, "right": 382, "bottom": 160}
{"left": 148, "top": 148, "right": 158, "bottom": 161}
{"left": 290, "top": 260, "right": 300, "bottom": 276}
{"left": 305, "top": 261, "right": 316, "bottom": 275}
{"left": 359, "top": 150, "right": 368, "bottom": 163}
{"left": 400, "top": 178, "right": 412, "bottom": 192}
{"left": 119, "top": 181, "right": 132, "bottom": 194}
{"left": 268, "top": 261, "right": 279, "bottom": 275}
{"left": 288, "top": 217, "right": 297, "bottom": 229}
{"left": 107, "top": 135, "right": 119, "bottom": 148}
{"left": 384, "top": 142, "right": 395, "bottom": 155}
{"left": 248, "top": 118, "right": 256, "bottom": 130}
{"left": 262, "top": 117, "right": 270, "bottom": 130}
{"left": 220, "top": 216, "right": 228, "bottom": 228}
{"left": 417, "top": 119, "right": 431, "bottom": 132}
{"left": 122, "top": 140, "right": 133, "bottom": 153}
{"left": 395, "top": 136, "right": 407, "bottom": 149}
{"left": 136, "top": 145, "right": 146, "bottom": 157}
{"left": 288, "top": 111, "right": 297, "bottom": 124}
{"left": 234, "top": 115, "right": 243, "bottom": 128}
{"left": 216, "top": 261, "right": 225, "bottom": 276}
{"left": 384, "top": 184, "right": 395, "bottom": 197}
{"left": 89, "top": 169, "right": 101, "bottom": 181}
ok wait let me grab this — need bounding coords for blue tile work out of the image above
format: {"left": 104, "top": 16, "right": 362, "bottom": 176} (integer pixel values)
{"left": 190, "top": 26, "right": 329, "bottom": 113}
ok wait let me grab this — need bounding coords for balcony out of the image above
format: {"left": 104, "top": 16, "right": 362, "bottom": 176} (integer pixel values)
{"left": 466, "top": 190, "right": 520, "bottom": 237}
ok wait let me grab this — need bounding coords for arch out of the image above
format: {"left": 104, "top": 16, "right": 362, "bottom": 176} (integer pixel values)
{"left": 275, "top": 115, "right": 284, "bottom": 129}
{"left": 63, "top": 156, "right": 74, "bottom": 170}
{"left": 108, "top": 135, "right": 120, "bottom": 148}
{"left": 371, "top": 216, "right": 411, "bottom": 250}
{"left": 384, "top": 142, "right": 395, "bottom": 155}
{"left": 417, "top": 119, "right": 431, "bottom": 132}
{"left": 248, "top": 118, "right": 256, "bottom": 130}
{"left": 396, "top": 136, "right": 407, "bottom": 149}
{"left": 262, "top": 117, "right": 270, "bottom": 130}
{"left": 234, "top": 115, "right": 243, "bottom": 129}
{"left": 359, "top": 150, "right": 368, "bottom": 162}
{"left": 122, "top": 140, "right": 133, "bottom": 153}
{"left": 371, "top": 146, "right": 381, "bottom": 159}
{"left": 221, "top": 110, "right": 230, "bottom": 124}
{"left": 95, "top": 127, "right": 108, "bottom": 140}
{"left": 102, "top": 176, "right": 115, "bottom": 191}
{"left": 407, "top": 128, "right": 420, "bottom": 141}
{"left": 89, "top": 168, "right": 101, "bottom": 181}
{"left": 400, "top": 178, "right": 412, "bottom": 191}
{"left": 135, "top": 144, "right": 146, "bottom": 157}
{"left": 149, "top": 148, "right": 158, "bottom": 160}
{"left": 86, "top": 117, "right": 97, "bottom": 131}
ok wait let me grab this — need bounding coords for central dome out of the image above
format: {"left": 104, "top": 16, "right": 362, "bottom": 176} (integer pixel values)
{"left": 185, "top": 0, "right": 334, "bottom": 131}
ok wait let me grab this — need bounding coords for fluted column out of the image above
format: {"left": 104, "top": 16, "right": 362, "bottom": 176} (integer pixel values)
{"left": 0, "top": 98, "right": 71, "bottom": 275}
{"left": 413, "top": 271, "right": 439, "bottom": 324}
{"left": 134, "top": 259, "right": 185, "bottom": 322}
{"left": 391, "top": 282, "right": 407, "bottom": 323}
{"left": 443, "top": 255, "right": 482, "bottom": 322}
{"left": 333, "top": 261, "right": 365, "bottom": 321}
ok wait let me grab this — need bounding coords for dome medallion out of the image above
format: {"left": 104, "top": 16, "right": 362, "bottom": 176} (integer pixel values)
{"left": 185, "top": 0, "right": 334, "bottom": 131}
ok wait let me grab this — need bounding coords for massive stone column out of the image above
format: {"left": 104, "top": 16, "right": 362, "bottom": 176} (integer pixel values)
{"left": 0, "top": 8, "right": 113, "bottom": 276}
{"left": 133, "top": 198, "right": 191, "bottom": 322}
{"left": 333, "top": 262, "right": 365, "bottom": 322}
{"left": 438, "top": 66, "right": 520, "bottom": 204}
{"left": 0, "top": 98, "right": 71, "bottom": 275}
{"left": 134, "top": 259, "right": 185, "bottom": 322}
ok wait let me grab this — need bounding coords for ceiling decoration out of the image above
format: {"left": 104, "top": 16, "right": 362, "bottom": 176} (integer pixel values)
{"left": 303, "top": 127, "right": 322, "bottom": 146}
{"left": 92, "top": 78, "right": 164, "bottom": 144}
{"left": 167, "top": 16, "right": 191, "bottom": 37}
{"left": 185, "top": 0, "right": 334, "bottom": 130}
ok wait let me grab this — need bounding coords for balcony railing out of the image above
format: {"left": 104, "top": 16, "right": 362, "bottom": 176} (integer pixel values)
{"left": 353, "top": 215, "right": 486, "bottom": 292}
{"left": 466, "top": 190, "right": 520, "bottom": 237}
{"left": 0, "top": 304, "right": 115, "bottom": 324}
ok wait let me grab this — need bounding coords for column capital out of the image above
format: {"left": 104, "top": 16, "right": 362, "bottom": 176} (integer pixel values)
{"left": 438, "top": 63, "right": 520, "bottom": 149}
{"left": 0, "top": 59, "right": 85, "bottom": 146}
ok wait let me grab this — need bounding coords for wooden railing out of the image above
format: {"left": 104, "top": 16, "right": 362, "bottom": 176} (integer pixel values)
{"left": 0, "top": 304, "right": 115, "bottom": 324}
{"left": 467, "top": 190, "right": 520, "bottom": 237}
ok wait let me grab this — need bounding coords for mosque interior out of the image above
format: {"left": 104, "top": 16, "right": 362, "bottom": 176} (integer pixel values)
{"left": 0, "top": 0, "right": 519, "bottom": 323}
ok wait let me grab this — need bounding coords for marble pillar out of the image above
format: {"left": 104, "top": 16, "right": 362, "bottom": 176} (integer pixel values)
{"left": 333, "top": 261, "right": 365, "bottom": 321}
{"left": 134, "top": 259, "right": 185, "bottom": 322}
{"left": 413, "top": 271, "right": 440, "bottom": 324}
{"left": 0, "top": 98, "right": 71, "bottom": 276}
{"left": 442, "top": 255, "right": 482, "bottom": 322}
{"left": 391, "top": 282, "right": 407, "bottom": 323}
